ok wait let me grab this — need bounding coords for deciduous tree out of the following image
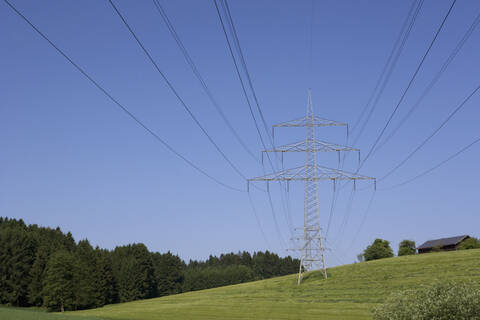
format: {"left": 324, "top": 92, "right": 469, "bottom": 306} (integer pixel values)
{"left": 364, "top": 239, "right": 394, "bottom": 261}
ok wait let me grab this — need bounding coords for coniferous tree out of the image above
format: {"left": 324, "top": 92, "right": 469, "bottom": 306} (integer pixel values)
{"left": 0, "top": 216, "right": 301, "bottom": 310}
{"left": 28, "top": 245, "right": 49, "bottom": 306}
{"left": 95, "top": 249, "right": 118, "bottom": 306}
{"left": 0, "top": 219, "right": 36, "bottom": 306}
{"left": 43, "top": 250, "right": 76, "bottom": 312}
{"left": 74, "top": 239, "right": 99, "bottom": 309}
{"left": 152, "top": 251, "right": 184, "bottom": 296}
{"left": 113, "top": 244, "right": 156, "bottom": 302}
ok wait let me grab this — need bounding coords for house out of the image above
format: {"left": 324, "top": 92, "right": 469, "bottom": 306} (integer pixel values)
{"left": 417, "top": 235, "right": 470, "bottom": 254}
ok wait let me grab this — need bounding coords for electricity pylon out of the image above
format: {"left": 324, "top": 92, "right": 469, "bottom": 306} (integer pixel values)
{"left": 248, "top": 90, "right": 375, "bottom": 284}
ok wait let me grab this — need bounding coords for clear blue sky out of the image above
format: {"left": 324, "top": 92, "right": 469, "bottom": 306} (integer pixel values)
{"left": 1, "top": 0, "right": 479, "bottom": 265}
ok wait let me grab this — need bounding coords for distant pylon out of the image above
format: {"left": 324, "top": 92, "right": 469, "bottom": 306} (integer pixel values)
{"left": 248, "top": 90, "right": 375, "bottom": 284}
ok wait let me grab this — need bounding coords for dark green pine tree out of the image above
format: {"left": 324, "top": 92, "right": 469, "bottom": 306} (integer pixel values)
{"left": 152, "top": 251, "right": 184, "bottom": 296}
{"left": 28, "top": 223, "right": 75, "bottom": 307}
{"left": 43, "top": 250, "right": 76, "bottom": 312}
{"left": 132, "top": 244, "right": 157, "bottom": 300}
{"left": 28, "top": 245, "right": 50, "bottom": 306}
{"left": 113, "top": 244, "right": 156, "bottom": 302}
{"left": 0, "top": 221, "right": 36, "bottom": 306}
{"left": 74, "top": 239, "right": 100, "bottom": 309}
{"left": 94, "top": 248, "right": 118, "bottom": 306}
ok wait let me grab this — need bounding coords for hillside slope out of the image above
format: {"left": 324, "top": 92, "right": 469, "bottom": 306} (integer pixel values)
{"left": 0, "top": 307, "right": 101, "bottom": 320}
{"left": 69, "top": 249, "right": 480, "bottom": 320}
{"left": 6, "top": 249, "right": 479, "bottom": 320}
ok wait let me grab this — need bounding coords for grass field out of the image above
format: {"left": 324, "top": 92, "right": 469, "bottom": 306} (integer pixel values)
{"left": 2, "top": 249, "right": 480, "bottom": 320}
{"left": 0, "top": 307, "right": 101, "bottom": 320}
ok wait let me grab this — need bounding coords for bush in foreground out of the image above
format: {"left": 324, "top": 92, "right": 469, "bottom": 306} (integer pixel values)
{"left": 372, "top": 281, "right": 480, "bottom": 320}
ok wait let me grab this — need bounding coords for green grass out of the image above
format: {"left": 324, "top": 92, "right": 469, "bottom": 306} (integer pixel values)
{"left": 0, "top": 307, "right": 101, "bottom": 320}
{"left": 3, "top": 249, "right": 480, "bottom": 320}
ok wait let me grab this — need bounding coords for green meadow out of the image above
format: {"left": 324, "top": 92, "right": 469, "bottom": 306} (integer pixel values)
{"left": 3, "top": 249, "right": 480, "bottom": 320}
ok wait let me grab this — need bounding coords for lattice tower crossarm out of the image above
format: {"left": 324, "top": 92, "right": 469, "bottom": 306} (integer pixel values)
{"left": 261, "top": 139, "right": 360, "bottom": 165}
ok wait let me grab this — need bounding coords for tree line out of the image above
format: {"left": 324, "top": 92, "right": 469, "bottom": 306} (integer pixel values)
{"left": 358, "top": 237, "right": 480, "bottom": 262}
{"left": 0, "top": 217, "right": 299, "bottom": 312}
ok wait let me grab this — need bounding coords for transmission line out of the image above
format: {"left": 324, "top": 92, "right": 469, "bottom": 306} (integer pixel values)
{"left": 212, "top": 0, "right": 273, "bottom": 169}
{"left": 213, "top": 0, "right": 291, "bottom": 244}
{"left": 247, "top": 192, "right": 272, "bottom": 250}
{"left": 219, "top": 0, "right": 295, "bottom": 234}
{"left": 336, "top": 0, "right": 421, "bottom": 188}
{"left": 384, "top": 136, "right": 480, "bottom": 190}
{"left": 110, "top": 0, "right": 282, "bottom": 246}
{"left": 221, "top": 0, "right": 276, "bottom": 149}
{"left": 308, "top": 0, "right": 315, "bottom": 84}
{"left": 375, "top": 9, "right": 480, "bottom": 152}
{"left": 359, "top": 0, "right": 457, "bottom": 171}
{"left": 380, "top": 83, "right": 480, "bottom": 181}
{"left": 3, "top": 0, "right": 243, "bottom": 192}
{"left": 348, "top": 191, "right": 376, "bottom": 251}
{"left": 109, "top": 0, "right": 251, "bottom": 183}
{"left": 327, "top": 0, "right": 420, "bottom": 243}
{"left": 151, "top": 0, "right": 260, "bottom": 163}
{"left": 350, "top": 0, "right": 422, "bottom": 144}
{"left": 335, "top": 187, "right": 356, "bottom": 244}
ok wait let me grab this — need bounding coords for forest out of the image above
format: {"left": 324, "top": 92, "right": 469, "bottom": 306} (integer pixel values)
{"left": 0, "top": 217, "right": 299, "bottom": 312}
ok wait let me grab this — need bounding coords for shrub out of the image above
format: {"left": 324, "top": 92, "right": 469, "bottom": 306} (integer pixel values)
{"left": 364, "top": 239, "right": 394, "bottom": 261}
{"left": 372, "top": 281, "right": 480, "bottom": 320}
{"left": 357, "top": 254, "right": 364, "bottom": 262}
{"left": 398, "top": 240, "right": 416, "bottom": 256}
{"left": 458, "top": 237, "right": 480, "bottom": 250}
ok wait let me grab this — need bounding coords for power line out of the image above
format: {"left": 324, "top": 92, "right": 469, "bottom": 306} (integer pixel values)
{"left": 213, "top": 0, "right": 290, "bottom": 244}
{"left": 222, "top": 0, "right": 275, "bottom": 149}
{"left": 327, "top": 1, "right": 420, "bottom": 245}
{"left": 3, "top": 0, "right": 243, "bottom": 192}
{"left": 350, "top": 0, "right": 422, "bottom": 143}
{"left": 220, "top": 0, "right": 296, "bottom": 239}
{"left": 151, "top": 1, "right": 279, "bottom": 246}
{"left": 348, "top": 191, "right": 376, "bottom": 251}
{"left": 151, "top": 0, "right": 260, "bottom": 163}
{"left": 212, "top": 0, "right": 272, "bottom": 169}
{"left": 308, "top": 0, "right": 315, "bottom": 84}
{"left": 383, "top": 136, "right": 480, "bottom": 190}
{"left": 375, "top": 9, "right": 480, "bottom": 152}
{"left": 247, "top": 192, "right": 272, "bottom": 250}
{"left": 325, "top": 185, "right": 337, "bottom": 239}
{"left": 380, "top": 83, "right": 480, "bottom": 181}
{"left": 221, "top": 0, "right": 295, "bottom": 236}
{"left": 267, "top": 190, "right": 288, "bottom": 250}
{"left": 109, "top": 0, "right": 248, "bottom": 182}
{"left": 335, "top": 0, "right": 421, "bottom": 190}
{"left": 111, "top": 0, "right": 277, "bottom": 248}
{"left": 335, "top": 187, "right": 356, "bottom": 244}
{"left": 359, "top": 0, "right": 457, "bottom": 171}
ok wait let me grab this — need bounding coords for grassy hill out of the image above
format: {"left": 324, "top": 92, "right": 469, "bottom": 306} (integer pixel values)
{"left": 3, "top": 249, "right": 480, "bottom": 320}
{"left": 0, "top": 307, "right": 101, "bottom": 320}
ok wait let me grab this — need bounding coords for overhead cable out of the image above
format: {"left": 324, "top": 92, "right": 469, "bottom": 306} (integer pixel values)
{"left": 380, "top": 83, "right": 480, "bottom": 181}
{"left": 359, "top": 0, "right": 457, "bottom": 171}
{"left": 109, "top": 0, "right": 248, "bottom": 181}
{"left": 3, "top": 0, "right": 243, "bottom": 192}
{"left": 152, "top": 0, "right": 260, "bottom": 163}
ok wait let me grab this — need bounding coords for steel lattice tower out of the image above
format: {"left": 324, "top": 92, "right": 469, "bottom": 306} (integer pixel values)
{"left": 301, "top": 91, "right": 326, "bottom": 279}
{"left": 248, "top": 90, "right": 375, "bottom": 284}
